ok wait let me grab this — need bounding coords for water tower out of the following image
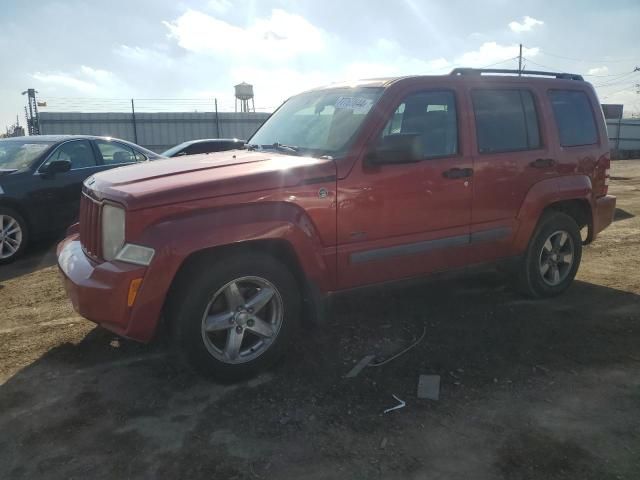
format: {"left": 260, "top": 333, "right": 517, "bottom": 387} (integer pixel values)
{"left": 234, "top": 82, "right": 255, "bottom": 113}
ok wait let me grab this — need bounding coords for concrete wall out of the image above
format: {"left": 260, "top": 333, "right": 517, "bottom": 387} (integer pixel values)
{"left": 39, "top": 111, "right": 639, "bottom": 156}
{"left": 39, "top": 111, "right": 271, "bottom": 153}
{"left": 606, "top": 118, "right": 640, "bottom": 153}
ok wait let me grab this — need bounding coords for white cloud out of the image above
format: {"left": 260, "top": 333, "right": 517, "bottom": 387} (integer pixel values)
{"left": 31, "top": 66, "right": 127, "bottom": 95}
{"left": 228, "top": 65, "right": 331, "bottom": 109}
{"left": 454, "top": 42, "right": 539, "bottom": 68}
{"left": 115, "top": 45, "right": 175, "bottom": 68}
{"left": 344, "top": 57, "right": 450, "bottom": 80}
{"left": 207, "top": 0, "right": 232, "bottom": 14}
{"left": 509, "top": 16, "right": 544, "bottom": 33}
{"left": 163, "top": 9, "right": 326, "bottom": 61}
{"left": 588, "top": 66, "right": 609, "bottom": 75}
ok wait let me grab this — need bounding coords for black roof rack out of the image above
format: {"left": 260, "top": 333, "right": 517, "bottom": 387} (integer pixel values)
{"left": 450, "top": 68, "right": 584, "bottom": 81}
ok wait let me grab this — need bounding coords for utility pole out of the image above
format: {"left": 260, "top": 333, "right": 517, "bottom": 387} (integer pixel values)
{"left": 131, "top": 99, "right": 138, "bottom": 144}
{"left": 518, "top": 44, "right": 523, "bottom": 76}
{"left": 21, "top": 88, "right": 40, "bottom": 135}
{"left": 214, "top": 98, "right": 221, "bottom": 138}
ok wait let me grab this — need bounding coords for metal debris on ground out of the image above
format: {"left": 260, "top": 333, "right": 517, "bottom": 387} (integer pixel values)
{"left": 383, "top": 394, "right": 406, "bottom": 414}
{"left": 368, "top": 325, "right": 427, "bottom": 367}
{"left": 417, "top": 374, "right": 440, "bottom": 400}
{"left": 345, "top": 354, "right": 376, "bottom": 378}
{"left": 344, "top": 325, "right": 426, "bottom": 378}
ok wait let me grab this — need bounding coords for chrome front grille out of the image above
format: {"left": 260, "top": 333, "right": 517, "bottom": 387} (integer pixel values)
{"left": 79, "top": 193, "right": 101, "bottom": 259}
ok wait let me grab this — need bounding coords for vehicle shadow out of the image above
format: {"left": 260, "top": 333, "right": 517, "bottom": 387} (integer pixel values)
{"left": 1, "top": 273, "right": 639, "bottom": 478}
{"left": 0, "top": 237, "right": 60, "bottom": 283}
{"left": 614, "top": 207, "right": 635, "bottom": 222}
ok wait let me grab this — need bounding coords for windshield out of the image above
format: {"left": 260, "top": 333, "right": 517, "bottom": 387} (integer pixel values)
{"left": 0, "top": 140, "right": 54, "bottom": 171}
{"left": 249, "top": 87, "right": 384, "bottom": 157}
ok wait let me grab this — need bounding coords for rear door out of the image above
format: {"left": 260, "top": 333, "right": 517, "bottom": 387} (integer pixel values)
{"left": 466, "top": 85, "right": 554, "bottom": 261}
{"left": 336, "top": 87, "right": 474, "bottom": 288}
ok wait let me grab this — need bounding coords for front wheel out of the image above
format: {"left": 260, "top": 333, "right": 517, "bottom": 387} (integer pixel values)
{"left": 517, "top": 211, "right": 582, "bottom": 298}
{"left": 169, "top": 252, "right": 300, "bottom": 381}
{"left": 0, "top": 207, "right": 28, "bottom": 265}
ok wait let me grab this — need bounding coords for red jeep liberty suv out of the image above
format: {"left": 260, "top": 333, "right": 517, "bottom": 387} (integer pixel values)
{"left": 58, "top": 68, "right": 616, "bottom": 380}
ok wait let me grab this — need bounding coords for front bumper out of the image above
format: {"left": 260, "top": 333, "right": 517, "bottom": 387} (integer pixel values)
{"left": 57, "top": 235, "right": 151, "bottom": 341}
{"left": 593, "top": 195, "right": 616, "bottom": 238}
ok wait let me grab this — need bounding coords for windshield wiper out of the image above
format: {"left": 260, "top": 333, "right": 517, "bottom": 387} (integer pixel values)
{"left": 271, "top": 142, "right": 300, "bottom": 154}
{"left": 247, "top": 142, "right": 301, "bottom": 155}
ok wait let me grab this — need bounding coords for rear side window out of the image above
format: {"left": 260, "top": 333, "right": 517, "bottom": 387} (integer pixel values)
{"left": 548, "top": 90, "right": 598, "bottom": 147}
{"left": 472, "top": 90, "right": 541, "bottom": 154}
{"left": 96, "top": 140, "right": 138, "bottom": 165}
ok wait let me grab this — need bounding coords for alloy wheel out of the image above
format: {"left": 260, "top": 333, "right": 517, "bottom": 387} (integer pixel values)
{"left": 0, "top": 214, "right": 23, "bottom": 260}
{"left": 538, "top": 230, "right": 574, "bottom": 286}
{"left": 200, "top": 276, "right": 284, "bottom": 364}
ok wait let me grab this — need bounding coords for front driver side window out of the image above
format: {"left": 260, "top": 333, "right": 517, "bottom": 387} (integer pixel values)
{"left": 381, "top": 90, "right": 458, "bottom": 158}
{"left": 42, "top": 140, "right": 97, "bottom": 171}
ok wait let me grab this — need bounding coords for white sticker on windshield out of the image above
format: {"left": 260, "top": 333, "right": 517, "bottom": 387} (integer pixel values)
{"left": 335, "top": 96, "right": 374, "bottom": 114}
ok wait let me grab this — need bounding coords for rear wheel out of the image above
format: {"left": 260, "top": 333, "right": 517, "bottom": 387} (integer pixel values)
{"left": 517, "top": 212, "right": 582, "bottom": 298}
{"left": 0, "top": 207, "right": 28, "bottom": 265}
{"left": 170, "top": 252, "right": 300, "bottom": 381}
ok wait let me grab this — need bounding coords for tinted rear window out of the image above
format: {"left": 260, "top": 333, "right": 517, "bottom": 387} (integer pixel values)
{"left": 548, "top": 90, "right": 598, "bottom": 147}
{"left": 472, "top": 89, "right": 541, "bottom": 154}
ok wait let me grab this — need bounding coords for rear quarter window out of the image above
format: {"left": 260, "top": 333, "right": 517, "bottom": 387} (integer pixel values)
{"left": 548, "top": 90, "right": 598, "bottom": 147}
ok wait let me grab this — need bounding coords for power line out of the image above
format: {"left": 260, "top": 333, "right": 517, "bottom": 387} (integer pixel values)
{"left": 520, "top": 57, "right": 640, "bottom": 88}
{"left": 593, "top": 70, "right": 639, "bottom": 87}
{"left": 540, "top": 50, "right": 639, "bottom": 63}
{"left": 479, "top": 56, "right": 519, "bottom": 69}
{"left": 600, "top": 84, "right": 639, "bottom": 98}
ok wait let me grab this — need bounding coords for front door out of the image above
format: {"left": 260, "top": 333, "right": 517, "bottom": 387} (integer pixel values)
{"left": 33, "top": 139, "right": 105, "bottom": 232}
{"left": 336, "top": 88, "right": 473, "bottom": 289}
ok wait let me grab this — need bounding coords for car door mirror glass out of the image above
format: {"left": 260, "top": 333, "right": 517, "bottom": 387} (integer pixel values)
{"left": 368, "top": 133, "right": 424, "bottom": 165}
{"left": 44, "top": 159, "right": 72, "bottom": 175}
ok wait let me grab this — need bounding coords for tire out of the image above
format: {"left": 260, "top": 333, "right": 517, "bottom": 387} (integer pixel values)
{"left": 0, "top": 207, "right": 28, "bottom": 265}
{"left": 169, "top": 252, "right": 301, "bottom": 381}
{"left": 517, "top": 211, "right": 582, "bottom": 298}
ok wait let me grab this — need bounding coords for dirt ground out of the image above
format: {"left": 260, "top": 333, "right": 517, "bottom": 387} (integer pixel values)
{"left": 1, "top": 161, "right": 639, "bottom": 480}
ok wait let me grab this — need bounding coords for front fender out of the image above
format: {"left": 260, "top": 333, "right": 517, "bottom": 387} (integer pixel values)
{"left": 512, "top": 175, "right": 592, "bottom": 253}
{"left": 125, "top": 202, "right": 333, "bottom": 340}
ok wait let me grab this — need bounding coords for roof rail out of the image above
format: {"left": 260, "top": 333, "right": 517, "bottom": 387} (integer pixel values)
{"left": 450, "top": 68, "right": 584, "bottom": 81}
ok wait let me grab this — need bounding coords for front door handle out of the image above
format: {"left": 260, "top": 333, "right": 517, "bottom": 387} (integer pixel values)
{"left": 443, "top": 167, "right": 473, "bottom": 179}
{"left": 530, "top": 158, "right": 556, "bottom": 168}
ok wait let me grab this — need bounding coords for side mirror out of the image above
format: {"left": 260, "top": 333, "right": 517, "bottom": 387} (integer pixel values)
{"left": 366, "top": 133, "right": 424, "bottom": 165}
{"left": 43, "top": 159, "right": 72, "bottom": 175}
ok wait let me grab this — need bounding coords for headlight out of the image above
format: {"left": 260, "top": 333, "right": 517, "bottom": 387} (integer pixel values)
{"left": 115, "top": 243, "right": 155, "bottom": 266}
{"left": 101, "top": 204, "right": 125, "bottom": 261}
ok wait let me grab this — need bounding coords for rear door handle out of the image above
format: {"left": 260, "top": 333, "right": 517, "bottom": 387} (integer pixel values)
{"left": 443, "top": 167, "right": 473, "bottom": 179}
{"left": 530, "top": 158, "right": 556, "bottom": 168}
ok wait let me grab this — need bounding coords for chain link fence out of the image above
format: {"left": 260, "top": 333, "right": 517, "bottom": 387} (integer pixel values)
{"left": 37, "top": 97, "right": 274, "bottom": 153}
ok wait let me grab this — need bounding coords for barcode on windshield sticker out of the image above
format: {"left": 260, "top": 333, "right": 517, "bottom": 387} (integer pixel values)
{"left": 335, "top": 96, "right": 374, "bottom": 114}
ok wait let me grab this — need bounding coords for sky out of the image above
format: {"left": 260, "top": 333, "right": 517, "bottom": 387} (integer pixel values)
{"left": 1, "top": 0, "right": 639, "bottom": 129}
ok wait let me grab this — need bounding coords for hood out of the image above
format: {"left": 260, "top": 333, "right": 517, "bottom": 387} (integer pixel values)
{"left": 0, "top": 169, "right": 19, "bottom": 177}
{"left": 87, "top": 150, "right": 336, "bottom": 210}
